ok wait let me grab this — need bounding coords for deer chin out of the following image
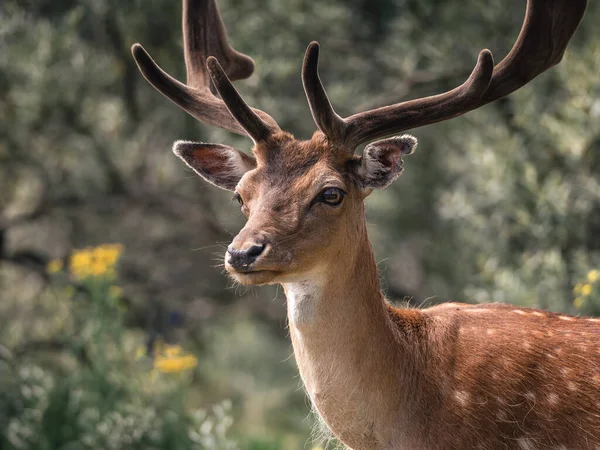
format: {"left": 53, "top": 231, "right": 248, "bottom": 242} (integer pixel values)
{"left": 227, "top": 269, "right": 281, "bottom": 285}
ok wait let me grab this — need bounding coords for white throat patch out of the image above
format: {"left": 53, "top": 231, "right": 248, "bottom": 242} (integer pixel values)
{"left": 284, "top": 280, "right": 324, "bottom": 327}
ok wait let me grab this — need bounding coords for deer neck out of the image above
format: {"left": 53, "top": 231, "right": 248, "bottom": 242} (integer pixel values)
{"left": 282, "top": 221, "right": 410, "bottom": 446}
{"left": 283, "top": 230, "right": 386, "bottom": 334}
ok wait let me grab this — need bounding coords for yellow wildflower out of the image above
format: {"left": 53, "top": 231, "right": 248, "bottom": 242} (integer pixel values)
{"left": 70, "top": 250, "right": 93, "bottom": 278}
{"left": 47, "top": 258, "right": 63, "bottom": 273}
{"left": 66, "top": 244, "right": 123, "bottom": 279}
{"left": 573, "top": 283, "right": 583, "bottom": 294}
{"left": 574, "top": 296, "right": 583, "bottom": 309}
{"left": 94, "top": 244, "right": 121, "bottom": 266}
{"left": 90, "top": 261, "right": 108, "bottom": 277}
{"left": 154, "top": 354, "right": 198, "bottom": 373}
{"left": 588, "top": 270, "right": 600, "bottom": 283}
{"left": 581, "top": 284, "right": 593, "bottom": 297}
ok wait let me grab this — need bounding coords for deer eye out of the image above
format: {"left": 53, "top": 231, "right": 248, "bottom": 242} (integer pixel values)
{"left": 232, "top": 193, "right": 244, "bottom": 206}
{"left": 320, "top": 187, "right": 345, "bottom": 206}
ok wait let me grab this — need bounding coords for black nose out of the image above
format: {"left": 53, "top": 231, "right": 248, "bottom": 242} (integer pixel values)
{"left": 226, "top": 243, "right": 266, "bottom": 270}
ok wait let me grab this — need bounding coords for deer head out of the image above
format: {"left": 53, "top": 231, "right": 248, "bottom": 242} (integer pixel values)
{"left": 132, "top": 0, "right": 586, "bottom": 287}
{"left": 173, "top": 131, "right": 418, "bottom": 285}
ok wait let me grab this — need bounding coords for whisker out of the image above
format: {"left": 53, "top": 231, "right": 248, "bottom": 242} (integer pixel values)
{"left": 191, "top": 242, "right": 229, "bottom": 251}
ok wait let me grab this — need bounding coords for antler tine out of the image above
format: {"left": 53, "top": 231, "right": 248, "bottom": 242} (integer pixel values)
{"left": 304, "top": 43, "right": 494, "bottom": 148}
{"left": 132, "top": 0, "right": 280, "bottom": 142}
{"left": 341, "top": 49, "right": 495, "bottom": 148}
{"left": 207, "top": 57, "right": 274, "bottom": 142}
{"left": 182, "top": 0, "right": 253, "bottom": 89}
{"left": 302, "top": 42, "right": 346, "bottom": 142}
{"left": 303, "top": 0, "right": 587, "bottom": 150}
{"left": 480, "top": 0, "right": 587, "bottom": 103}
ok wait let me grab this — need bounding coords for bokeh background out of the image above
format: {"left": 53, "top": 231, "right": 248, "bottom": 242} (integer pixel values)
{"left": 1, "top": 0, "right": 599, "bottom": 448}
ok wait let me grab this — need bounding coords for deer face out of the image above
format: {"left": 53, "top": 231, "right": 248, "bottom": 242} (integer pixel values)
{"left": 175, "top": 132, "right": 416, "bottom": 285}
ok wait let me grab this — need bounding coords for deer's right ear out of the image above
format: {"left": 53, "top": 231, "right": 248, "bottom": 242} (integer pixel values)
{"left": 173, "top": 141, "right": 256, "bottom": 191}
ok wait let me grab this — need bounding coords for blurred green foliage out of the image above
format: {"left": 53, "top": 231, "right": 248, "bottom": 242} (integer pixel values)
{"left": 0, "top": 245, "right": 237, "bottom": 450}
{"left": 1, "top": 0, "right": 599, "bottom": 448}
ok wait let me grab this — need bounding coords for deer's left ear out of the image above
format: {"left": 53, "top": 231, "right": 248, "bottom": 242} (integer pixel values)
{"left": 358, "top": 134, "right": 417, "bottom": 190}
{"left": 173, "top": 141, "right": 256, "bottom": 191}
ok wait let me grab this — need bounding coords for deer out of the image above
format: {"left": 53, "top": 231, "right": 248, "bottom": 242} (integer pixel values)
{"left": 131, "top": 0, "right": 596, "bottom": 448}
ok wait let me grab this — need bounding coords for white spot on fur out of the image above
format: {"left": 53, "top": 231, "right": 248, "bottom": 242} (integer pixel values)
{"left": 512, "top": 309, "right": 527, "bottom": 315}
{"left": 524, "top": 391, "right": 536, "bottom": 402}
{"left": 454, "top": 391, "right": 469, "bottom": 406}
{"left": 567, "top": 381, "right": 577, "bottom": 392}
{"left": 587, "top": 318, "right": 600, "bottom": 323}
{"left": 547, "top": 393, "right": 559, "bottom": 406}
{"left": 517, "top": 438, "right": 534, "bottom": 450}
{"left": 523, "top": 341, "right": 531, "bottom": 350}
{"left": 486, "top": 329, "right": 495, "bottom": 335}
{"left": 558, "top": 315, "right": 575, "bottom": 321}
{"left": 463, "top": 308, "right": 491, "bottom": 313}
{"left": 532, "top": 311, "right": 545, "bottom": 317}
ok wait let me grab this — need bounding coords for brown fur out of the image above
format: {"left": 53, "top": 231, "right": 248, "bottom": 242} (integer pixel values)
{"left": 218, "top": 132, "right": 600, "bottom": 449}
{"left": 133, "top": 1, "right": 593, "bottom": 448}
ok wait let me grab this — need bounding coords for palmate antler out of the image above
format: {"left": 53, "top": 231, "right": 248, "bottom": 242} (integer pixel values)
{"left": 131, "top": 0, "right": 280, "bottom": 143}
{"left": 132, "top": 0, "right": 587, "bottom": 150}
{"left": 303, "top": 0, "right": 588, "bottom": 150}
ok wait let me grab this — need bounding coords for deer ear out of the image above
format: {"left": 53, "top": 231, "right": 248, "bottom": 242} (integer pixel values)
{"left": 173, "top": 140, "right": 256, "bottom": 191}
{"left": 358, "top": 135, "right": 417, "bottom": 190}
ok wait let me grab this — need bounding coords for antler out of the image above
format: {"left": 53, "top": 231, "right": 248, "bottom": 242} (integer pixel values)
{"left": 303, "top": 0, "right": 587, "bottom": 150}
{"left": 131, "top": 0, "right": 280, "bottom": 142}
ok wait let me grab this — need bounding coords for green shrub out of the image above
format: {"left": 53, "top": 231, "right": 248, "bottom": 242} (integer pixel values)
{"left": 0, "top": 244, "right": 236, "bottom": 450}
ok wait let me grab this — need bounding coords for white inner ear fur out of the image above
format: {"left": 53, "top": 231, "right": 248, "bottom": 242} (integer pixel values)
{"left": 173, "top": 140, "right": 251, "bottom": 172}
{"left": 359, "top": 134, "right": 417, "bottom": 189}
{"left": 226, "top": 150, "right": 253, "bottom": 176}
